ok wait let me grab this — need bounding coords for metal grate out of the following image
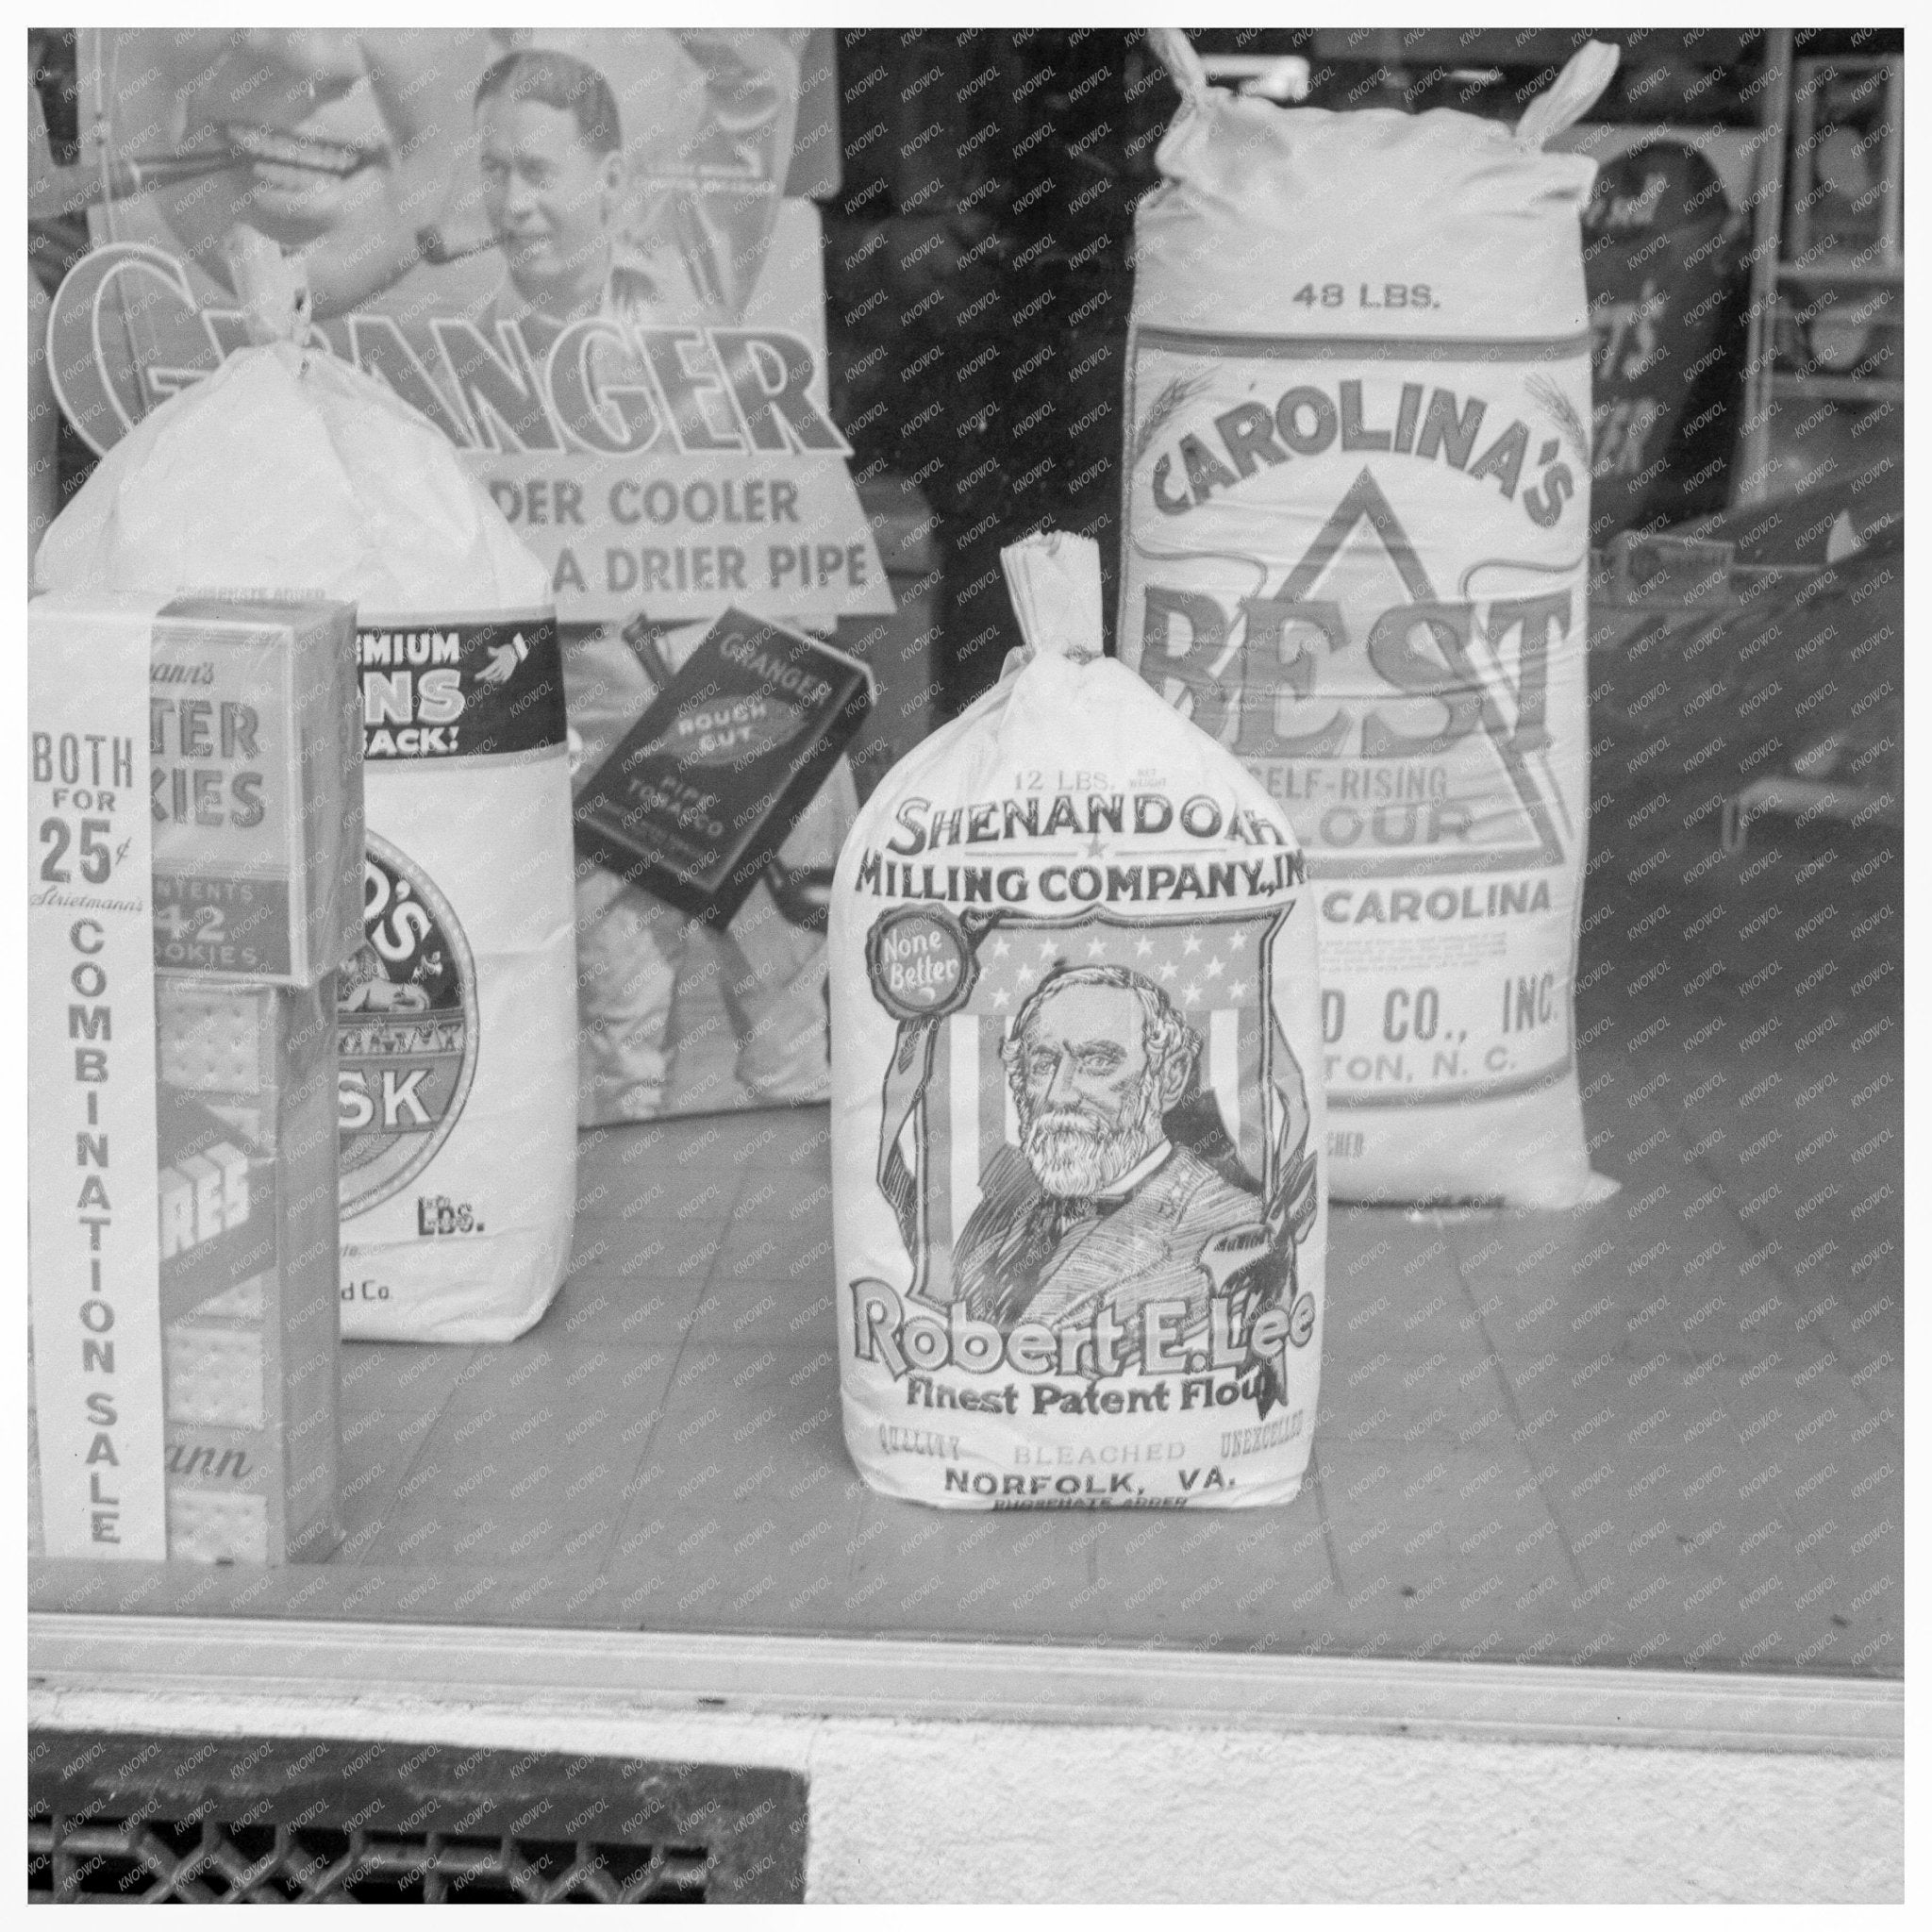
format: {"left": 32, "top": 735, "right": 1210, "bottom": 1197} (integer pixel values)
{"left": 29, "top": 1732, "right": 806, "bottom": 1904}
{"left": 28, "top": 1813, "right": 709, "bottom": 1903}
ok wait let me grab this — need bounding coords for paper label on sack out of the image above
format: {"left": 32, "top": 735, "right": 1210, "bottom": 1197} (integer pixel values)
{"left": 1119, "top": 338, "right": 1591, "bottom": 1116}
{"left": 27, "top": 608, "right": 169, "bottom": 1558}
{"left": 338, "top": 611, "right": 576, "bottom": 1340}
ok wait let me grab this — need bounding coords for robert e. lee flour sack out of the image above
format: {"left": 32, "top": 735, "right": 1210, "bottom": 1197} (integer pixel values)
{"left": 1121, "top": 34, "right": 1621, "bottom": 1208}
{"left": 832, "top": 535, "right": 1325, "bottom": 1508}
{"left": 37, "top": 309, "right": 577, "bottom": 1341}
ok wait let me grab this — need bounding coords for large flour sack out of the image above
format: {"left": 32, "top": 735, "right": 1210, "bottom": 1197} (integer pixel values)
{"left": 832, "top": 535, "right": 1325, "bottom": 1509}
{"left": 1120, "top": 37, "right": 1618, "bottom": 1208}
{"left": 36, "top": 334, "right": 577, "bottom": 1341}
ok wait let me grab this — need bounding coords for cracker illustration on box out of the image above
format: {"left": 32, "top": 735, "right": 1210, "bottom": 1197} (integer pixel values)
{"left": 155, "top": 975, "right": 343, "bottom": 1564}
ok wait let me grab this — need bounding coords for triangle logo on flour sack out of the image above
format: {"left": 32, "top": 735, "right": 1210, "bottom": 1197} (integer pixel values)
{"left": 1258, "top": 468, "right": 1571, "bottom": 879}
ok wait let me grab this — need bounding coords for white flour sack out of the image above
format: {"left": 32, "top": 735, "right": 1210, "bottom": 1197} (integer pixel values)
{"left": 1120, "top": 35, "right": 1620, "bottom": 1208}
{"left": 831, "top": 534, "right": 1326, "bottom": 1509}
{"left": 36, "top": 328, "right": 577, "bottom": 1342}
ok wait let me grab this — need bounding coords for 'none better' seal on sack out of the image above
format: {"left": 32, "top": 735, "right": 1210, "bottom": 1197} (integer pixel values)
{"left": 831, "top": 533, "right": 1326, "bottom": 1508}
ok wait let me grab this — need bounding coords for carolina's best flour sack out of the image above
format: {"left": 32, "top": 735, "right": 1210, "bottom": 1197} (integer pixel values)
{"left": 832, "top": 534, "right": 1325, "bottom": 1509}
{"left": 36, "top": 333, "right": 577, "bottom": 1342}
{"left": 1120, "top": 35, "right": 1619, "bottom": 1207}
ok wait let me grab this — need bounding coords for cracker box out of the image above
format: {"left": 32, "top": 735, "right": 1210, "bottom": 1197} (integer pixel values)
{"left": 30, "top": 593, "right": 361, "bottom": 986}
{"left": 28, "top": 976, "right": 343, "bottom": 1563}
{"left": 153, "top": 974, "right": 342, "bottom": 1561}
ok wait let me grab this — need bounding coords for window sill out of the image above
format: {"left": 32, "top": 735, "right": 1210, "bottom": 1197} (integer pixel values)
{"left": 29, "top": 1612, "right": 1902, "bottom": 1757}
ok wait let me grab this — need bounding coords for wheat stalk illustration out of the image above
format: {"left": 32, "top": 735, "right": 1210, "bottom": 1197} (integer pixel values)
{"left": 1128, "top": 374, "right": 1206, "bottom": 472}
{"left": 1527, "top": 373, "right": 1591, "bottom": 468}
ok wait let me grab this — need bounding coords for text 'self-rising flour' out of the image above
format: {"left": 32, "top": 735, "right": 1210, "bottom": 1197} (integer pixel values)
{"left": 1121, "top": 34, "right": 1620, "bottom": 1207}
{"left": 832, "top": 534, "right": 1325, "bottom": 1509}
{"left": 34, "top": 338, "right": 577, "bottom": 1341}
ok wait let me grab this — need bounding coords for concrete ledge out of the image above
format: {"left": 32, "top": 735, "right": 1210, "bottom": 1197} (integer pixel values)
{"left": 30, "top": 1613, "right": 1900, "bottom": 1757}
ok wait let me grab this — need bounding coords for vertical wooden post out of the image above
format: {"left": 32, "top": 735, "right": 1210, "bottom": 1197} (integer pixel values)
{"left": 1735, "top": 28, "right": 1792, "bottom": 506}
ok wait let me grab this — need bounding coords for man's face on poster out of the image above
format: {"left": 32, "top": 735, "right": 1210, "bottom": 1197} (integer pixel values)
{"left": 137, "top": 29, "right": 490, "bottom": 318}
{"left": 1010, "top": 984, "right": 1180, "bottom": 1200}
{"left": 476, "top": 93, "right": 623, "bottom": 315}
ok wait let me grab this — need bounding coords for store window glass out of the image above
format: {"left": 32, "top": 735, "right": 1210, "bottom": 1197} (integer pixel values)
{"left": 26, "top": 25, "right": 1900, "bottom": 1681}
